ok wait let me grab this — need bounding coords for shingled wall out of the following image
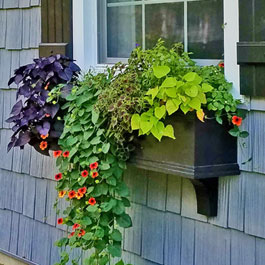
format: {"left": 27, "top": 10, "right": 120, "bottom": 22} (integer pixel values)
{"left": 1, "top": 1, "right": 265, "bottom": 265}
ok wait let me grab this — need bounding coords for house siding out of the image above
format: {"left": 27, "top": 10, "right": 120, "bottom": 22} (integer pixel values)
{"left": 1, "top": 2, "right": 265, "bottom": 265}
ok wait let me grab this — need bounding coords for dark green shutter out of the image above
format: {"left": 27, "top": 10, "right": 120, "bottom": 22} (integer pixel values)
{"left": 237, "top": 0, "right": 265, "bottom": 96}
{"left": 39, "top": 0, "right": 73, "bottom": 58}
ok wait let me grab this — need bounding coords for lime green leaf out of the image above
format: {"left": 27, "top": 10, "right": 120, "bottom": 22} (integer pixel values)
{"left": 111, "top": 229, "right": 122, "bottom": 242}
{"left": 185, "top": 85, "right": 199, "bottom": 97}
{"left": 146, "top": 86, "right": 159, "bottom": 100}
{"left": 166, "top": 99, "right": 179, "bottom": 115}
{"left": 189, "top": 98, "right": 201, "bottom": 110}
{"left": 155, "top": 105, "right": 166, "bottom": 119}
{"left": 180, "top": 104, "right": 190, "bottom": 114}
{"left": 84, "top": 130, "right": 93, "bottom": 140}
{"left": 140, "top": 120, "right": 153, "bottom": 134}
{"left": 163, "top": 125, "right": 175, "bottom": 139}
{"left": 86, "top": 205, "right": 98, "bottom": 212}
{"left": 202, "top": 83, "right": 214, "bottom": 92}
{"left": 153, "top": 65, "right": 170, "bottom": 79}
{"left": 183, "top": 72, "right": 202, "bottom": 84}
{"left": 197, "top": 92, "right": 207, "bottom": 104}
{"left": 161, "top": 77, "right": 177, "bottom": 87}
{"left": 165, "top": 88, "right": 177, "bottom": 98}
{"left": 131, "top": 114, "right": 140, "bottom": 130}
{"left": 151, "top": 121, "right": 165, "bottom": 141}
{"left": 91, "top": 136, "right": 101, "bottom": 145}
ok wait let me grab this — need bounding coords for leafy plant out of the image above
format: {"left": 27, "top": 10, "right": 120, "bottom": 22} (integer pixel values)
{"left": 54, "top": 72, "right": 132, "bottom": 265}
{"left": 6, "top": 54, "right": 80, "bottom": 155}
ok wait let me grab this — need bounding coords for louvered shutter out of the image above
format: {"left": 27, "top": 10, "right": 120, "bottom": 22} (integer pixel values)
{"left": 237, "top": 0, "right": 265, "bottom": 96}
{"left": 39, "top": 0, "right": 73, "bottom": 58}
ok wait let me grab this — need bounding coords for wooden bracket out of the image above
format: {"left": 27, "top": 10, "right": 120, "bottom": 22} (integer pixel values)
{"left": 190, "top": 178, "right": 219, "bottom": 216}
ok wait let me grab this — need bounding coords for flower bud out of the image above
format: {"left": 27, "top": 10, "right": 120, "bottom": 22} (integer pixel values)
{"left": 95, "top": 180, "right": 99, "bottom": 184}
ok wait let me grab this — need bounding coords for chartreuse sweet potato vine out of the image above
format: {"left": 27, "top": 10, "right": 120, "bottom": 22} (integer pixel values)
{"left": 54, "top": 72, "right": 132, "bottom": 265}
{"left": 50, "top": 40, "right": 248, "bottom": 265}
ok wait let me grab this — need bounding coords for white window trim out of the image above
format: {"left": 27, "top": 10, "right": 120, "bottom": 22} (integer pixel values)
{"left": 73, "top": 0, "right": 242, "bottom": 98}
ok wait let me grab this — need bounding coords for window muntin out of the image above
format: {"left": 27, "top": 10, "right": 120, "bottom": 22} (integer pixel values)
{"left": 98, "top": 0, "right": 224, "bottom": 63}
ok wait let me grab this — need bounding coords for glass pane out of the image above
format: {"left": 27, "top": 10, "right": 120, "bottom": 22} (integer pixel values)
{"left": 107, "top": 0, "right": 140, "bottom": 4}
{"left": 145, "top": 3, "right": 184, "bottom": 49}
{"left": 107, "top": 6, "right": 142, "bottom": 58}
{"left": 188, "top": 0, "right": 224, "bottom": 59}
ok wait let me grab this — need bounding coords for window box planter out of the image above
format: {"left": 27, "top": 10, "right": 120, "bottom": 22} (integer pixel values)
{"left": 130, "top": 112, "right": 240, "bottom": 216}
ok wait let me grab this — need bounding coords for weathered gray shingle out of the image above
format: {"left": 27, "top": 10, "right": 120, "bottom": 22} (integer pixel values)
{"left": 181, "top": 217, "right": 195, "bottom": 265}
{"left": 3, "top": 0, "right": 19, "bottom": 9}
{"left": 0, "top": 10, "right": 7, "bottom": 48}
{"left": 17, "top": 215, "right": 34, "bottom": 260}
{"left": 30, "top": 0, "right": 40, "bottom": 6}
{"left": 231, "top": 230, "right": 255, "bottom": 265}
{"left": 30, "top": 148, "right": 44, "bottom": 177}
{"left": 0, "top": 169, "right": 12, "bottom": 209}
{"left": 0, "top": 49, "right": 11, "bottom": 88}
{"left": 9, "top": 211, "right": 20, "bottom": 254}
{"left": 0, "top": 90, "right": 3, "bottom": 127}
{"left": 147, "top": 171, "right": 167, "bottom": 211}
{"left": 34, "top": 178, "right": 48, "bottom": 222}
{"left": 0, "top": 129, "right": 13, "bottom": 170}
{"left": 244, "top": 171, "right": 265, "bottom": 238}
{"left": 29, "top": 7, "right": 41, "bottom": 48}
{"left": 19, "top": 0, "right": 30, "bottom": 8}
{"left": 166, "top": 175, "right": 181, "bottom": 214}
{"left": 194, "top": 221, "right": 230, "bottom": 265}
{"left": 19, "top": 48, "right": 38, "bottom": 66}
{"left": 124, "top": 203, "right": 143, "bottom": 255}
{"left": 22, "top": 8, "right": 30, "bottom": 49}
{"left": 12, "top": 147, "right": 23, "bottom": 173}
{"left": 21, "top": 144, "right": 32, "bottom": 174}
{"left": 0, "top": 209, "right": 12, "bottom": 250}
{"left": 6, "top": 9, "right": 22, "bottom": 49}
{"left": 256, "top": 237, "right": 265, "bottom": 265}
{"left": 142, "top": 207, "right": 165, "bottom": 264}
{"left": 45, "top": 180, "right": 57, "bottom": 226}
{"left": 228, "top": 175, "right": 245, "bottom": 231}
{"left": 23, "top": 174, "right": 36, "bottom": 218}
{"left": 164, "top": 213, "right": 181, "bottom": 265}
{"left": 50, "top": 227, "right": 64, "bottom": 265}
{"left": 10, "top": 171, "right": 24, "bottom": 213}
{"left": 124, "top": 165, "right": 147, "bottom": 205}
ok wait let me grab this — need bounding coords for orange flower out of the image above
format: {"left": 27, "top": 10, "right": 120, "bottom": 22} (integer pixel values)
{"left": 81, "top": 170, "right": 89, "bottom": 178}
{"left": 58, "top": 190, "right": 66, "bottom": 198}
{"left": 90, "top": 162, "right": 98, "bottom": 170}
{"left": 72, "top": 223, "right": 80, "bottom": 230}
{"left": 88, "top": 197, "right": 96, "bottom": 206}
{"left": 78, "top": 229, "right": 86, "bottom": 237}
{"left": 53, "top": 150, "right": 62, "bottom": 158}
{"left": 57, "top": 218, "right": 63, "bottom": 225}
{"left": 44, "top": 82, "right": 50, "bottom": 90}
{"left": 76, "top": 191, "right": 84, "bottom": 200}
{"left": 55, "top": 173, "right": 63, "bottom": 181}
{"left": 63, "top": 151, "right": 70, "bottom": 158}
{"left": 40, "top": 134, "right": 48, "bottom": 139}
{"left": 232, "top": 116, "right": 242, "bottom": 126}
{"left": 68, "top": 190, "right": 76, "bottom": 199}
{"left": 78, "top": 187, "right": 87, "bottom": 194}
{"left": 218, "top": 62, "right": 224, "bottom": 68}
{"left": 45, "top": 113, "right": 51, "bottom": 118}
{"left": 68, "top": 232, "right": 75, "bottom": 238}
{"left": 92, "top": 171, "right": 98, "bottom": 179}
{"left": 39, "top": 141, "right": 48, "bottom": 150}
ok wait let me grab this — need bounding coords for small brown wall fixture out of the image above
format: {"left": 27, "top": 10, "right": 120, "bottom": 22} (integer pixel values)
{"left": 130, "top": 113, "right": 240, "bottom": 216}
{"left": 40, "top": 0, "right": 73, "bottom": 58}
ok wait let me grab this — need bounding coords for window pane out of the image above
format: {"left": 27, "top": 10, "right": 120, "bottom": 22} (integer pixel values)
{"left": 108, "top": 0, "right": 139, "bottom": 3}
{"left": 188, "top": 0, "right": 224, "bottom": 59}
{"left": 107, "top": 6, "right": 142, "bottom": 58}
{"left": 145, "top": 3, "right": 184, "bottom": 49}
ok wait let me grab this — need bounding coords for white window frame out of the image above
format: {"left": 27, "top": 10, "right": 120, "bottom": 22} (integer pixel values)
{"left": 73, "top": 0, "right": 241, "bottom": 97}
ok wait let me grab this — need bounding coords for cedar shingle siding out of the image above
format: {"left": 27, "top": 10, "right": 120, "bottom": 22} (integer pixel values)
{"left": 1, "top": 1, "right": 265, "bottom": 265}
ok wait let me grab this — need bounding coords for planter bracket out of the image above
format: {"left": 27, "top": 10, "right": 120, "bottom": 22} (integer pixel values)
{"left": 190, "top": 178, "right": 219, "bottom": 216}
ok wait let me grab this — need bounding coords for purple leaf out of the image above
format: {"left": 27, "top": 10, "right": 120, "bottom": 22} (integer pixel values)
{"left": 69, "top": 62, "right": 81, "bottom": 72}
{"left": 6, "top": 114, "right": 20, "bottom": 123}
{"left": 44, "top": 104, "right": 59, "bottom": 118}
{"left": 11, "top": 100, "right": 23, "bottom": 116}
{"left": 36, "top": 121, "right": 50, "bottom": 135}
{"left": 15, "top": 131, "right": 31, "bottom": 147}
{"left": 8, "top": 76, "right": 15, "bottom": 86}
{"left": 14, "top": 74, "right": 23, "bottom": 85}
{"left": 7, "top": 135, "right": 17, "bottom": 152}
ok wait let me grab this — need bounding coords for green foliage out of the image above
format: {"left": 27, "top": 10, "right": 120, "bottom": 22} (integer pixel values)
{"left": 55, "top": 72, "right": 131, "bottom": 265}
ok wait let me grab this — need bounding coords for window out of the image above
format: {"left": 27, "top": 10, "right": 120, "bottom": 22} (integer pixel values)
{"left": 73, "top": 0, "right": 240, "bottom": 97}
{"left": 97, "top": 0, "right": 224, "bottom": 64}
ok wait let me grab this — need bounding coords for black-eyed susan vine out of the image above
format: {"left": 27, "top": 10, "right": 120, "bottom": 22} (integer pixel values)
{"left": 7, "top": 40, "right": 248, "bottom": 265}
